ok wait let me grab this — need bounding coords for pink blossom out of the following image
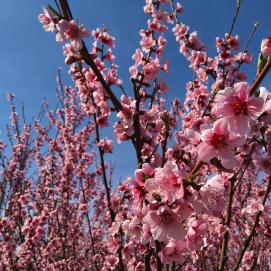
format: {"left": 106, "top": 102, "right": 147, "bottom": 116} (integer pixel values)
{"left": 198, "top": 119, "right": 245, "bottom": 169}
{"left": 261, "top": 37, "right": 271, "bottom": 57}
{"left": 176, "top": 3, "right": 184, "bottom": 14}
{"left": 145, "top": 162, "right": 184, "bottom": 204}
{"left": 186, "top": 217, "right": 207, "bottom": 251}
{"left": 38, "top": 8, "right": 56, "bottom": 32}
{"left": 242, "top": 251, "right": 254, "bottom": 269}
{"left": 132, "top": 49, "right": 144, "bottom": 66}
{"left": 226, "top": 34, "right": 240, "bottom": 50}
{"left": 140, "top": 35, "right": 155, "bottom": 53}
{"left": 143, "top": 205, "right": 186, "bottom": 241}
{"left": 241, "top": 199, "right": 264, "bottom": 216}
{"left": 97, "top": 138, "right": 113, "bottom": 153}
{"left": 259, "top": 86, "right": 271, "bottom": 125}
{"left": 143, "top": 58, "right": 160, "bottom": 81}
{"left": 188, "top": 31, "right": 204, "bottom": 50}
{"left": 159, "top": 239, "right": 187, "bottom": 264}
{"left": 130, "top": 178, "right": 145, "bottom": 204}
{"left": 213, "top": 82, "right": 264, "bottom": 135}
{"left": 172, "top": 23, "right": 189, "bottom": 42}
{"left": 198, "top": 175, "right": 226, "bottom": 216}
{"left": 188, "top": 51, "right": 207, "bottom": 69}
{"left": 56, "top": 20, "right": 89, "bottom": 50}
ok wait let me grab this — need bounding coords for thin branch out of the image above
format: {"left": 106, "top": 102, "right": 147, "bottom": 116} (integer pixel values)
{"left": 243, "top": 22, "right": 259, "bottom": 53}
{"left": 228, "top": 0, "right": 242, "bottom": 36}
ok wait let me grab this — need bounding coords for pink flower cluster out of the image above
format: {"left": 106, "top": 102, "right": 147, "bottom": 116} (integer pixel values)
{"left": 0, "top": 1, "right": 271, "bottom": 270}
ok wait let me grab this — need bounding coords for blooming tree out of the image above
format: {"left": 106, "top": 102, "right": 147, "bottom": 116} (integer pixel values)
{"left": 0, "top": 0, "right": 271, "bottom": 270}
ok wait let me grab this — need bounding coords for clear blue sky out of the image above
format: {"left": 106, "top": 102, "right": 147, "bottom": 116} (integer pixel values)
{"left": 0, "top": 0, "right": 270, "bottom": 179}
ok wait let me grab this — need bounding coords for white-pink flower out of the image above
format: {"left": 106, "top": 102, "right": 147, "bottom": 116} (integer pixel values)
{"left": 38, "top": 8, "right": 56, "bottom": 32}
{"left": 56, "top": 20, "right": 89, "bottom": 51}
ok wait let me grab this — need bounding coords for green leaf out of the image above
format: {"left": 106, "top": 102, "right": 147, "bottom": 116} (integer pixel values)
{"left": 257, "top": 54, "right": 269, "bottom": 75}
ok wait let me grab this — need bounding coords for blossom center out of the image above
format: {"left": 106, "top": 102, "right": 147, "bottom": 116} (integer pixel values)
{"left": 67, "top": 25, "right": 80, "bottom": 39}
{"left": 210, "top": 133, "right": 227, "bottom": 149}
{"left": 231, "top": 96, "right": 248, "bottom": 115}
{"left": 160, "top": 210, "right": 174, "bottom": 225}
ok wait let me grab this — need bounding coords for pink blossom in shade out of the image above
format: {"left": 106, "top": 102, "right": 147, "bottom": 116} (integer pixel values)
{"left": 197, "top": 119, "right": 245, "bottom": 169}
{"left": 185, "top": 217, "right": 207, "bottom": 251}
{"left": 225, "top": 34, "right": 240, "bottom": 50}
{"left": 241, "top": 251, "right": 254, "bottom": 269}
{"left": 213, "top": 82, "right": 264, "bottom": 136}
{"left": 198, "top": 175, "right": 226, "bottom": 217}
{"left": 159, "top": 239, "right": 187, "bottom": 264}
{"left": 38, "top": 8, "right": 56, "bottom": 32}
{"left": 176, "top": 3, "right": 184, "bottom": 14}
{"left": 241, "top": 199, "right": 264, "bottom": 216}
{"left": 233, "top": 70, "right": 247, "bottom": 82}
{"left": 144, "top": 162, "right": 184, "bottom": 204}
{"left": 105, "top": 255, "right": 119, "bottom": 269}
{"left": 261, "top": 37, "right": 271, "bottom": 57}
{"left": 143, "top": 205, "right": 186, "bottom": 242}
{"left": 97, "top": 138, "right": 113, "bottom": 153}
{"left": 259, "top": 87, "right": 271, "bottom": 125}
{"left": 56, "top": 20, "right": 89, "bottom": 51}
{"left": 140, "top": 35, "right": 156, "bottom": 53}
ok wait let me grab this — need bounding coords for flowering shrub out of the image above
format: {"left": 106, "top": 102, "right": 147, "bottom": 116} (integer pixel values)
{"left": 0, "top": 0, "right": 271, "bottom": 270}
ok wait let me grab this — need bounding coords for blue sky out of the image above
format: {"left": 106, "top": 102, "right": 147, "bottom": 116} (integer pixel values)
{"left": 0, "top": 0, "right": 270, "bottom": 179}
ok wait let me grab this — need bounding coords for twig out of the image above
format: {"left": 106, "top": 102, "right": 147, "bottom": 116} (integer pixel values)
{"left": 243, "top": 22, "right": 259, "bottom": 53}
{"left": 228, "top": 0, "right": 242, "bottom": 36}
